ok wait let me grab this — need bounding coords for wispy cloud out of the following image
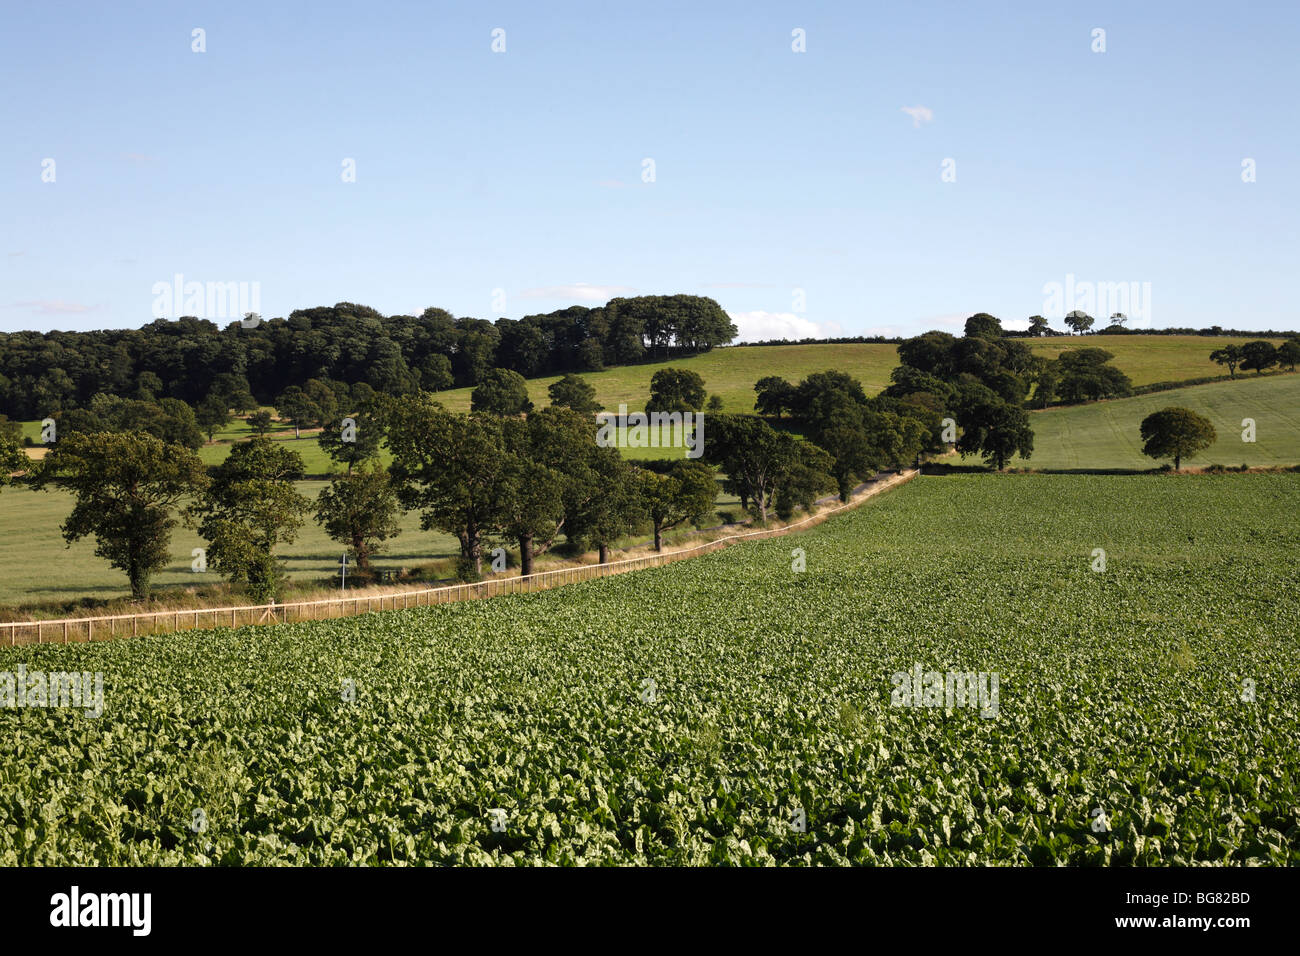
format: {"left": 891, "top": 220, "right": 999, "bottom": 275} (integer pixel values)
{"left": 8, "top": 300, "right": 105, "bottom": 315}
{"left": 916, "top": 312, "right": 968, "bottom": 330}
{"left": 121, "top": 152, "right": 155, "bottom": 164}
{"left": 7, "top": 251, "right": 25, "bottom": 258}
{"left": 727, "top": 310, "right": 842, "bottom": 343}
{"left": 901, "top": 105, "right": 934, "bottom": 127}
{"left": 519, "top": 283, "right": 636, "bottom": 302}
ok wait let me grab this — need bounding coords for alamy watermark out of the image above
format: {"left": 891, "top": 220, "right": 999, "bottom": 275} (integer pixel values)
{"left": 2, "top": 665, "right": 103, "bottom": 717}
{"left": 890, "top": 664, "right": 999, "bottom": 718}
{"left": 1041, "top": 273, "right": 1151, "bottom": 327}
{"left": 151, "top": 273, "right": 261, "bottom": 321}
{"left": 596, "top": 404, "right": 704, "bottom": 458}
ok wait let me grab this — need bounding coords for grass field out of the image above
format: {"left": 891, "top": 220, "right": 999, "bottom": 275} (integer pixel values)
{"left": 1015, "top": 373, "right": 1300, "bottom": 471}
{"left": 0, "top": 478, "right": 744, "bottom": 609}
{"left": 430, "top": 336, "right": 1286, "bottom": 413}
{"left": 2, "top": 472, "right": 1295, "bottom": 864}
{"left": 430, "top": 343, "right": 902, "bottom": 414}
{"left": 1025, "top": 334, "right": 1289, "bottom": 387}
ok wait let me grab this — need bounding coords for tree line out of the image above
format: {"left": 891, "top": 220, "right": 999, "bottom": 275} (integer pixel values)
{"left": 0, "top": 295, "right": 737, "bottom": 420}
{"left": 0, "top": 349, "right": 943, "bottom": 604}
{"left": 1209, "top": 339, "right": 1300, "bottom": 378}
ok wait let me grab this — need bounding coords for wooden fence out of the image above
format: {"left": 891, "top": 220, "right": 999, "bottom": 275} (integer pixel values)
{"left": 0, "top": 470, "right": 917, "bottom": 647}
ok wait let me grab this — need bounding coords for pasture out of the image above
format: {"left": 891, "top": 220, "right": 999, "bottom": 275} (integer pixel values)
{"left": 1015, "top": 373, "right": 1300, "bottom": 471}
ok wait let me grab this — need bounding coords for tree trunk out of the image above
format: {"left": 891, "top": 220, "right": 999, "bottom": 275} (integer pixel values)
{"left": 653, "top": 524, "right": 663, "bottom": 552}
{"left": 461, "top": 530, "right": 483, "bottom": 576}
{"left": 129, "top": 558, "right": 148, "bottom": 602}
{"left": 1175, "top": 454, "right": 1181, "bottom": 472}
{"left": 599, "top": 543, "right": 610, "bottom": 564}
{"left": 518, "top": 534, "right": 533, "bottom": 576}
{"left": 352, "top": 535, "right": 370, "bottom": 572}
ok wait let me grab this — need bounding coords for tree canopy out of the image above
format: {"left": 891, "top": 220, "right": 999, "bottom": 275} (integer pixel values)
{"left": 31, "top": 431, "right": 208, "bottom": 598}
{"left": 1139, "top": 407, "right": 1216, "bottom": 471}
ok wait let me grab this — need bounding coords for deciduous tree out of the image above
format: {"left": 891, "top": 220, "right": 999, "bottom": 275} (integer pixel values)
{"left": 315, "top": 464, "right": 402, "bottom": 574}
{"left": 1139, "top": 407, "right": 1216, "bottom": 471}
{"left": 196, "top": 438, "right": 311, "bottom": 601}
{"left": 31, "top": 432, "right": 208, "bottom": 599}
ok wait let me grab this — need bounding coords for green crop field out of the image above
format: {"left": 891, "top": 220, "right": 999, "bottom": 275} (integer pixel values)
{"left": 2, "top": 473, "right": 1295, "bottom": 865}
{"left": 1015, "top": 373, "right": 1300, "bottom": 471}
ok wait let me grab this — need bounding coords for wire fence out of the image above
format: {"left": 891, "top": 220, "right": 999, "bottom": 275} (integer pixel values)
{"left": 0, "top": 469, "right": 917, "bottom": 646}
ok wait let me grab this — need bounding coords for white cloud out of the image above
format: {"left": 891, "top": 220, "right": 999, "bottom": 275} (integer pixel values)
{"left": 9, "top": 300, "right": 103, "bottom": 315}
{"left": 519, "top": 283, "right": 636, "bottom": 302}
{"left": 727, "top": 310, "right": 843, "bottom": 343}
{"left": 912, "top": 312, "right": 968, "bottom": 331}
{"left": 901, "top": 105, "right": 934, "bottom": 127}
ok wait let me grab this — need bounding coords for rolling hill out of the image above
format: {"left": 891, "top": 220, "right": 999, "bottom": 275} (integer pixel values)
{"left": 1013, "top": 373, "right": 1300, "bottom": 470}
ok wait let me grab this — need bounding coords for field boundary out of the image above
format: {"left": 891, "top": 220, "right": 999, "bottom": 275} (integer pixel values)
{"left": 0, "top": 469, "right": 918, "bottom": 646}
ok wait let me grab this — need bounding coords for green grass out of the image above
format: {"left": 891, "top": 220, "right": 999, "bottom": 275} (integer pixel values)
{"left": 432, "top": 343, "right": 902, "bottom": 414}
{"left": 2, "top": 473, "right": 1296, "bottom": 864}
{"left": 0, "top": 482, "right": 457, "bottom": 606}
{"left": 1025, "top": 334, "right": 1289, "bottom": 387}
{"left": 1015, "top": 373, "right": 1300, "bottom": 470}
{"left": 0, "top": 477, "right": 743, "bottom": 609}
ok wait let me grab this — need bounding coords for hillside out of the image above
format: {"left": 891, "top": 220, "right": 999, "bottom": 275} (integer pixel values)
{"left": 1024, "top": 334, "right": 1289, "bottom": 387}
{"left": 428, "top": 343, "right": 901, "bottom": 414}
{"left": 1013, "top": 373, "right": 1300, "bottom": 470}
{"left": 428, "top": 334, "right": 1286, "bottom": 414}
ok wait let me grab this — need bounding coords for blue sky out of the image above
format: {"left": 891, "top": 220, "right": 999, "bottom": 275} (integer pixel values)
{"left": 2, "top": 0, "right": 1297, "bottom": 339}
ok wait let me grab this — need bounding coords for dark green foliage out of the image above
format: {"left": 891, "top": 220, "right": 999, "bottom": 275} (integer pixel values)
{"left": 0, "top": 296, "right": 737, "bottom": 419}
{"left": 1054, "top": 348, "right": 1133, "bottom": 402}
{"left": 1064, "top": 310, "right": 1095, "bottom": 334}
{"left": 638, "top": 460, "right": 717, "bottom": 551}
{"left": 547, "top": 373, "right": 603, "bottom": 415}
{"left": 196, "top": 438, "right": 311, "bottom": 601}
{"left": 1239, "top": 340, "right": 1278, "bottom": 375}
{"left": 314, "top": 465, "right": 402, "bottom": 573}
{"left": 1139, "top": 407, "right": 1216, "bottom": 471}
{"left": 753, "top": 376, "right": 797, "bottom": 418}
{"left": 30, "top": 431, "right": 208, "bottom": 598}
{"left": 647, "top": 368, "right": 707, "bottom": 413}
{"left": 471, "top": 368, "right": 534, "bottom": 416}
{"left": 386, "top": 397, "right": 508, "bottom": 576}
{"left": 196, "top": 394, "right": 232, "bottom": 442}
{"left": 247, "top": 410, "right": 274, "bottom": 435}
{"left": 704, "top": 414, "right": 835, "bottom": 519}
{"left": 955, "top": 384, "right": 1034, "bottom": 470}
{"left": 1277, "top": 338, "right": 1300, "bottom": 371}
{"left": 318, "top": 412, "right": 383, "bottom": 473}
